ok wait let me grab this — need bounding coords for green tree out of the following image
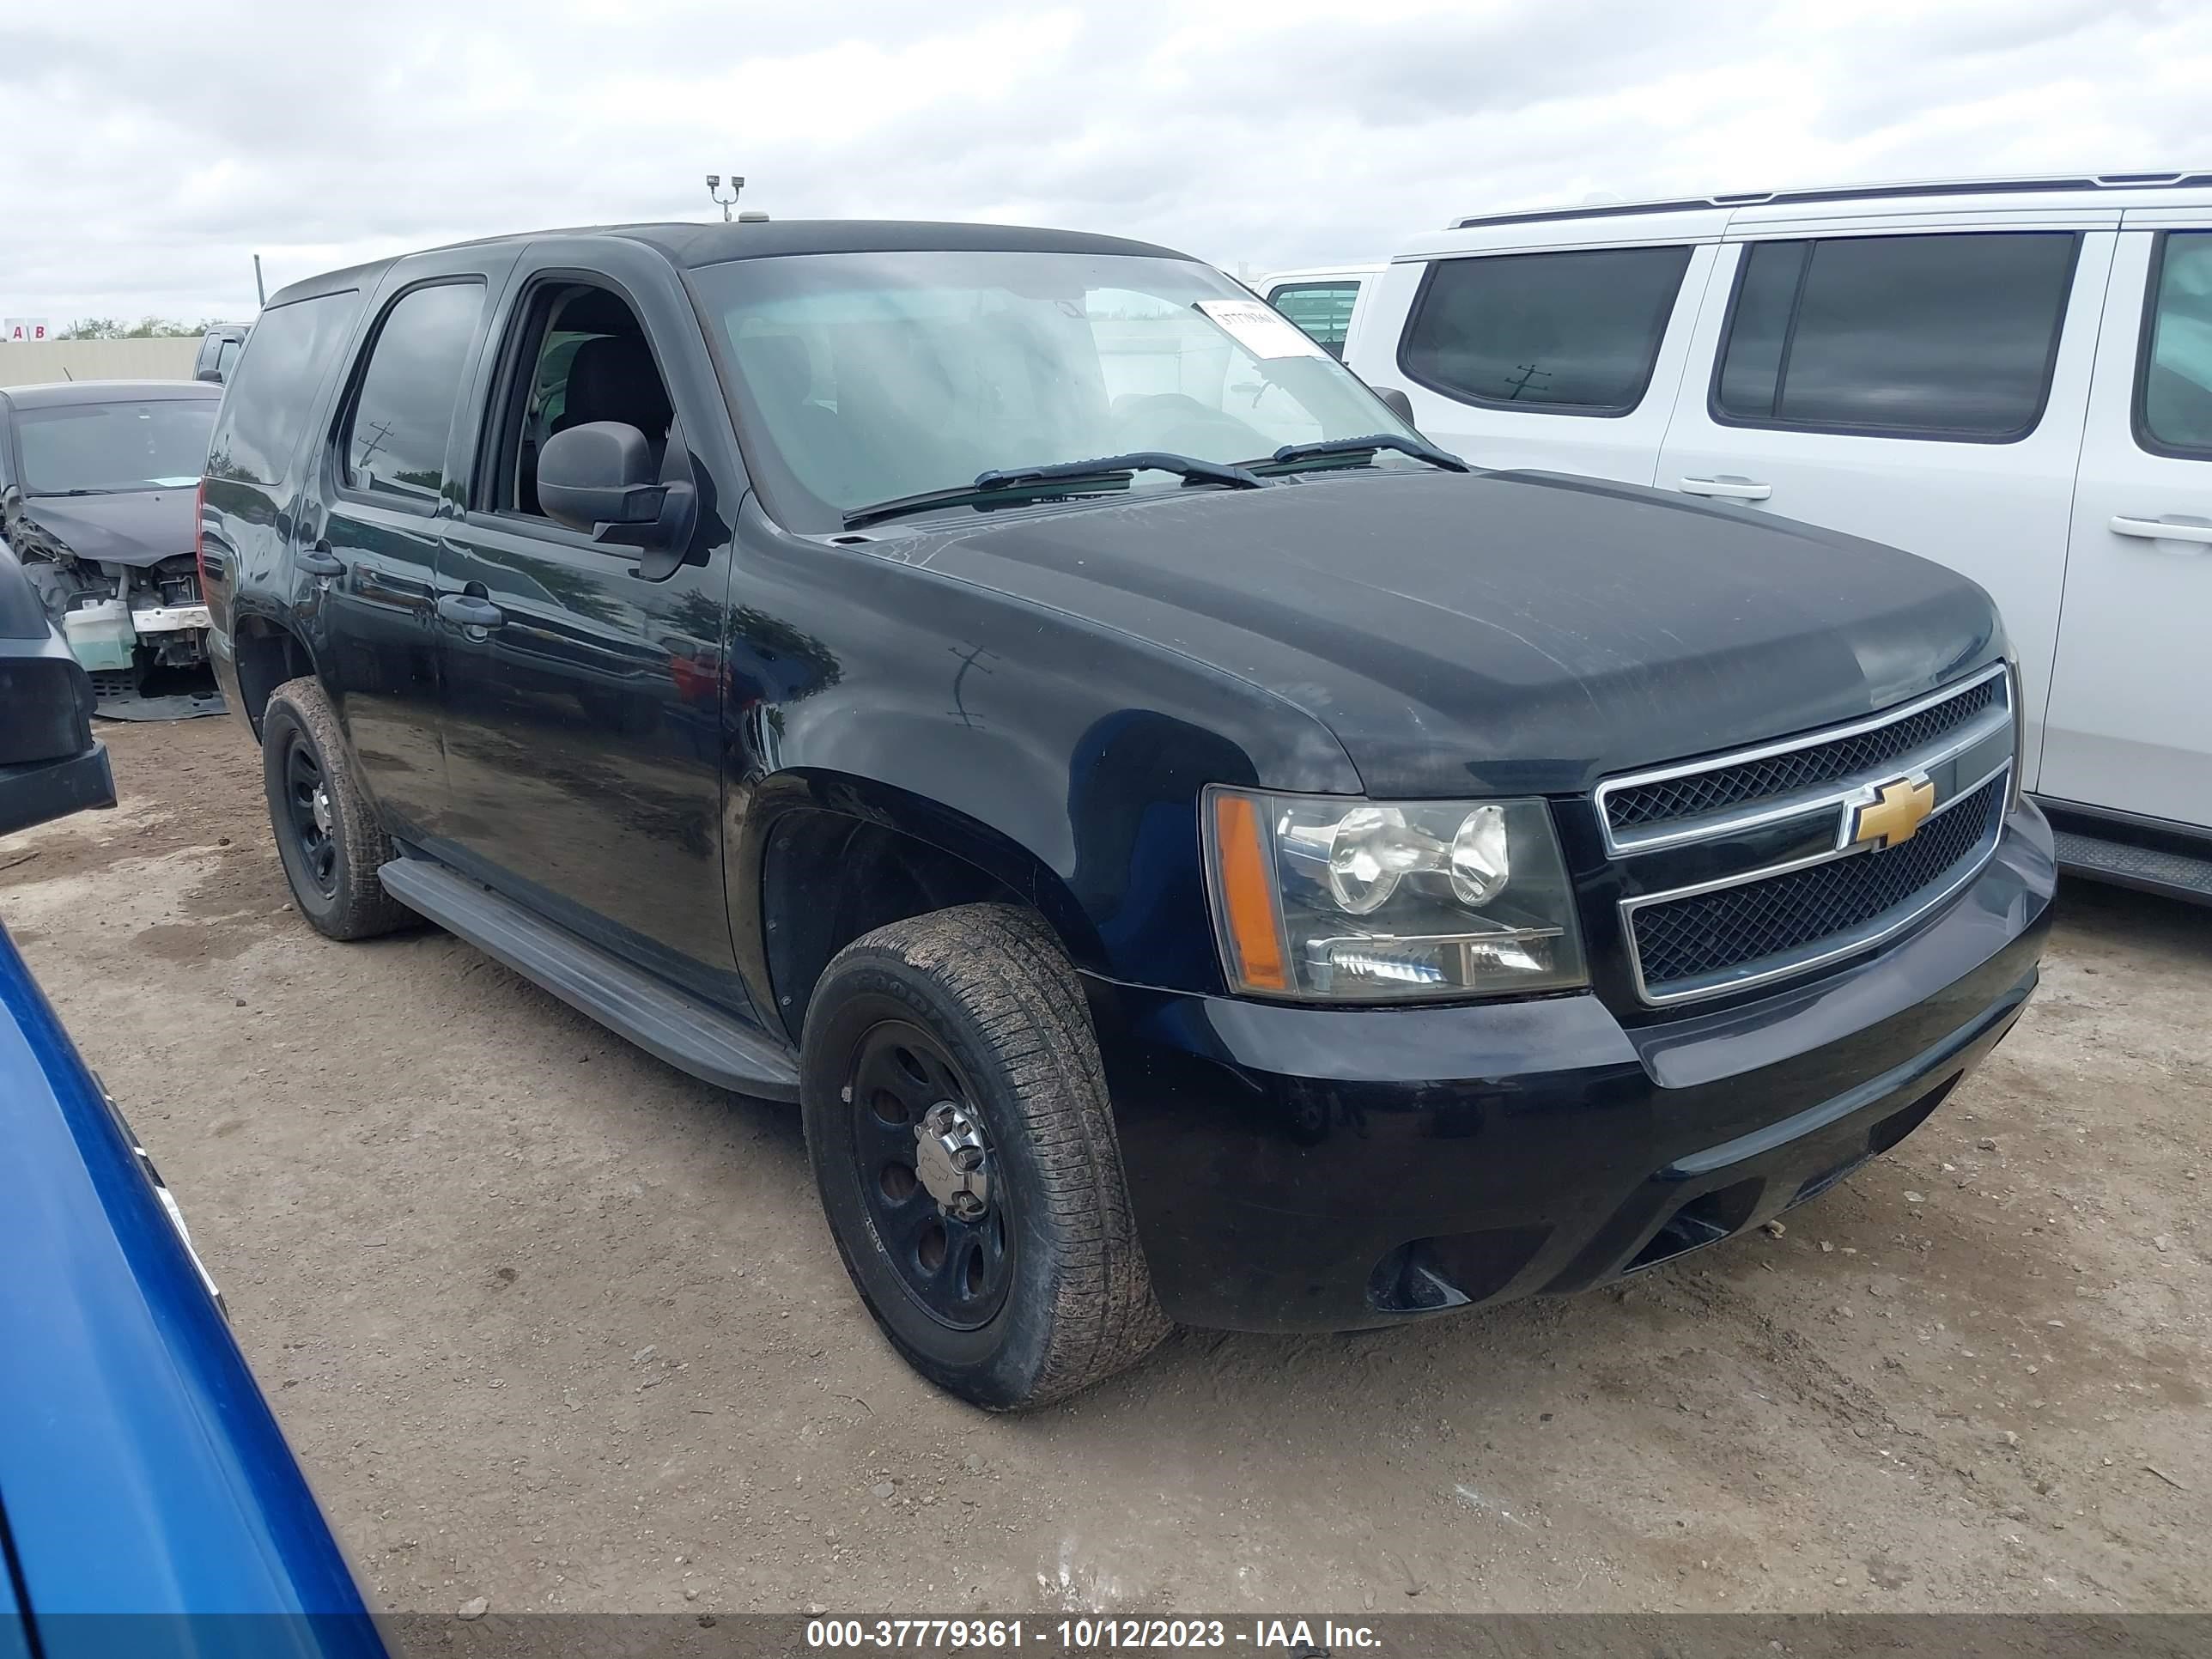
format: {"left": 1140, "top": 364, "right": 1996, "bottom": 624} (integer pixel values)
{"left": 57, "top": 316, "right": 220, "bottom": 340}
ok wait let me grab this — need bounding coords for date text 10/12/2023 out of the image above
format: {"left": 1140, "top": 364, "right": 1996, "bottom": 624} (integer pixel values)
{"left": 805, "top": 1619, "right": 1382, "bottom": 1651}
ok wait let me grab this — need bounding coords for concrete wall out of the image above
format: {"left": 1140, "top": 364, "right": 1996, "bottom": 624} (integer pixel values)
{"left": 0, "top": 337, "right": 201, "bottom": 388}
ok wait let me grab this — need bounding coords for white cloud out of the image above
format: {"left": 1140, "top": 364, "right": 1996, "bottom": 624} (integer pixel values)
{"left": 3, "top": 0, "right": 2208, "bottom": 322}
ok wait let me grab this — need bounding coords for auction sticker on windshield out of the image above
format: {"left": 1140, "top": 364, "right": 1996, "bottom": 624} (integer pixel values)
{"left": 1194, "top": 298, "right": 1328, "bottom": 360}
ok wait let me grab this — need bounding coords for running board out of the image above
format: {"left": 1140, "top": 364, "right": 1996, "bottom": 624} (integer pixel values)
{"left": 2052, "top": 829, "right": 2212, "bottom": 907}
{"left": 378, "top": 857, "right": 801, "bottom": 1100}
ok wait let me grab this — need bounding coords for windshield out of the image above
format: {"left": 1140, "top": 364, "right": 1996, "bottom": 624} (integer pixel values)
{"left": 16, "top": 399, "right": 216, "bottom": 495}
{"left": 691, "top": 250, "right": 1424, "bottom": 532}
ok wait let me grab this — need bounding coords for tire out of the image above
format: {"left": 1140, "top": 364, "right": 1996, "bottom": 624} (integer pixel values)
{"left": 260, "top": 676, "right": 411, "bottom": 941}
{"left": 800, "top": 903, "right": 1170, "bottom": 1410}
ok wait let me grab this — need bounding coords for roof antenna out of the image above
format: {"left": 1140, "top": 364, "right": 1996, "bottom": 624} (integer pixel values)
{"left": 706, "top": 173, "right": 745, "bottom": 222}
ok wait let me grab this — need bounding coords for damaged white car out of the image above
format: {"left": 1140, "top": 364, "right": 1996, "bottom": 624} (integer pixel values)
{"left": 0, "top": 380, "right": 225, "bottom": 719}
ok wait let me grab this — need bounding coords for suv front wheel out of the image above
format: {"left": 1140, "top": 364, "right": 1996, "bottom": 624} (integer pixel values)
{"left": 800, "top": 903, "right": 1170, "bottom": 1410}
{"left": 260, "top": 676, "right": 410, "bottom": 941}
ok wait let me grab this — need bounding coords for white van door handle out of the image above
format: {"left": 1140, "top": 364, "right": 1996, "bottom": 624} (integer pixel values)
{"left": 1678, "top": 477, "right": 1773, "bottom": 501}
{"left": 2110, "top": 514, "right": 2212, "bottom": 545}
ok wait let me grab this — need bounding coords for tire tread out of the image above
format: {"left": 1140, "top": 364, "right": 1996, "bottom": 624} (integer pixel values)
{"left": 808, "top": 903, "right": 1169, "bottom": 1407}
{"left": 264, "top": 675, "right": 411, "bottom": 940}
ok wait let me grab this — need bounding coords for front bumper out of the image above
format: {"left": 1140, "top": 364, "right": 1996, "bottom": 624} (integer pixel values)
{"left": 0, "top": 743, "right": 117, "bottom": 839}
{"left": 1092, "top": 802, "right": 2056, "bottom": 1333}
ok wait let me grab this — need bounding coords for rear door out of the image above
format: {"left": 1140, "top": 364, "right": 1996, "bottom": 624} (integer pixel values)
{"left": 2040, "top": 220, "right": 2212, "bottom": 828}
{"left": 1368, "top": 238, "right": 1718, "bottom": 482}
{"left": 312, "top": 249, "right": 516, "bottom": 842}
{"left": 429, "top": 240, "right": 747, "bottom": 992}
{"left": 1655, "top": 216, "right": 2118, "bottom": 786}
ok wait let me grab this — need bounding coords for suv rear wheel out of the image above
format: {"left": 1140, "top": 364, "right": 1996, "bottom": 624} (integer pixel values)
{"left": 260, "top": 676, "right": 410, "bottom": 940}
{"left": 800, "top": 903, "right": 1170, "bottom": 1409}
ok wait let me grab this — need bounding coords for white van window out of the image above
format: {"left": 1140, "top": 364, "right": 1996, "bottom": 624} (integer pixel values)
{"left": 1397, "top": 246, "right": 1692, "bottom": 416}
{"left": 2141, "top": 231, "right": 2212, "bottom": 459}
{"left": 1714, "top": 233, "right": 2078, "bottom": 441}
{"left": 1267, "top": 283, "right": 1360, "bottom": 359}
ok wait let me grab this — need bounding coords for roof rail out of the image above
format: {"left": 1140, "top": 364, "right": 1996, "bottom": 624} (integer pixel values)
{"left": 1449, "top": 171, "right": 2212, "bottom": 230}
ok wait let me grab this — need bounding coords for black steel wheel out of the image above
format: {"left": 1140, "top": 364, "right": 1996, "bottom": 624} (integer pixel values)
{"left": 801, "top": 903, "right": 1170, "bottom": 1411}
{"left": 260, "top": 676, "right": 411, "bottom": 940}
{"left": 280, "top": 736, "right": 337, "bottom": 897}
{"left": 847, "top": 1017, "right": 1014, "bottom": 1330}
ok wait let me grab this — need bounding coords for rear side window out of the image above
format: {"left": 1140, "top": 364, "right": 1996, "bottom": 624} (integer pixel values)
{"left": 341, "top": 281, "right": 485, "bottom": 506}
{"left": 205, "top": 292, "right": 362, "bottom": 487}
{"left": 1398, "top": 246, "right": 1692, "bottom": 416}
{"left": 2139, "top": 231, "right": 2212, "bottom": 459}
{"left": 1268, "top": 282, "right": 1360, "bottom": 358}
{"left": 1714, "top": 232, "right": 2079, "bottom": 441}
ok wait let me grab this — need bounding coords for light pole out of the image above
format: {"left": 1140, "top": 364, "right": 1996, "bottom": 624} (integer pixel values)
{"left": 706, "top": 174, "right": 745, "bottom": 222}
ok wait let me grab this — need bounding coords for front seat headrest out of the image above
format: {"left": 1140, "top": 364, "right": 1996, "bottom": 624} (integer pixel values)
{"left": 560, "top": 335, "right": 674, "bottom": 439}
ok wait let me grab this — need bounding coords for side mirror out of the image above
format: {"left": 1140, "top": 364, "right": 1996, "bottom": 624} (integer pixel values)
{"left": 1370, "top": 386, "right": 1417, "bottom": 427}
{"left": 538, "top": 422, "right": 696, "bottom": 575}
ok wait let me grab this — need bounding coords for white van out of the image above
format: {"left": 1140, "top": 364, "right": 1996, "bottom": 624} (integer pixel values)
{"left": 1340, "top": 173, "right": 2212, "bottom": 902}
{"left": 1255, "top": 264, "right": 1384, "bottom": 360}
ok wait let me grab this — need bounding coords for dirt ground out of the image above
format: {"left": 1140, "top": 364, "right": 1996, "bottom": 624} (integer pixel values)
{"left": 3, "top": 716, "right": 2206, "bottom": 1617}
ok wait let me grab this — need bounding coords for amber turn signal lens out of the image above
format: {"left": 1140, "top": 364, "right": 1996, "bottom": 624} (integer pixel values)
{"left": 1212, "top": 791, "right": 1287, "bottom": 992}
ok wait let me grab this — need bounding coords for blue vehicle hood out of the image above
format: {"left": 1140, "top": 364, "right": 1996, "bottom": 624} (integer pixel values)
{"left": 0, "top": 923, "right": 382, "bottom": 1649}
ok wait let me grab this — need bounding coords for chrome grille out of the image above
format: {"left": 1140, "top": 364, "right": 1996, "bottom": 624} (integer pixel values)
{"left": 1628, "top": 774, "right": 2006, "bottom": 996}
{"left": 1598, "top": 665, "right": 2016, "bottom": 1006}
{"left": 1604, "top": 677, "right": 1998, "bottom": 834}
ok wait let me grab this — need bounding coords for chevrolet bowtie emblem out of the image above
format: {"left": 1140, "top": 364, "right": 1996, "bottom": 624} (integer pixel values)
{"left": 1848, "top": 773, "right": 1936, "bottom": 849}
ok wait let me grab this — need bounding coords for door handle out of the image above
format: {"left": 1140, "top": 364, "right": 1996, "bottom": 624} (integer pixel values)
{"left": 2110, "top": 514, "right": 2212, "bottom": 546}
{"left": 1678, "top": 477, "right": 1773, "bottom": 501}
{"left": 436, "top": 593, "right": 507, "bottom": 630}
{"left": 297, "top": 539, "right": 344, "bottom": 577}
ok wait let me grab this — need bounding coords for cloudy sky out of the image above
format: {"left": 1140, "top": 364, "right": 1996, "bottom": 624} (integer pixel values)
{"left": 5, "top": 0, "right": 2209, "bottom": 325}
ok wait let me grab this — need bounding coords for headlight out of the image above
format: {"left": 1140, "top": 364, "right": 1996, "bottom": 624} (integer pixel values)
{"left": 1204, "top": 787, "right": 1588, "bottom": 1001}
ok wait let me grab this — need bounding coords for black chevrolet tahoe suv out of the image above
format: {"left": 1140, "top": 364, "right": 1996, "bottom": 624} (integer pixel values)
{"left": 199, "top": 220, "right": 2054, "bottom": 1409}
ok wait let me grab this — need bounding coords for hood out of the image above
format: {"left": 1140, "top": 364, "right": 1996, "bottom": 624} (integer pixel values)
{"left": 9, "top": 489, "right": 197, "bottom": 569}
{"left": 886, "top": 468, "right": 2003, "bottom": 798}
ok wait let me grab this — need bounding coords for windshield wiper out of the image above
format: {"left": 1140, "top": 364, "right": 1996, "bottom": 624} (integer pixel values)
{"left": 973, "top": 452, "right": 1264, "bottom": 493}
{"left": 840, "top": 475, "right": 1130, "bottom": 531}
{"left": 1249, "top": 434, "right": 1470, "bottom": 474}
{"left": 842, "top": 452, "right": 1263, "bottom": 532}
